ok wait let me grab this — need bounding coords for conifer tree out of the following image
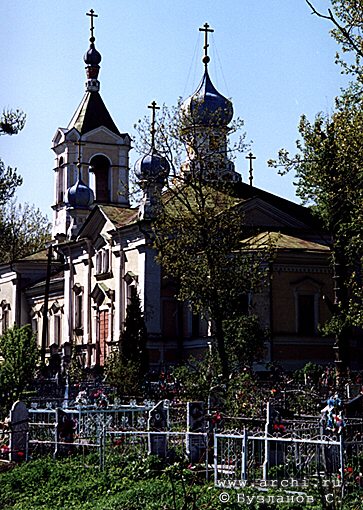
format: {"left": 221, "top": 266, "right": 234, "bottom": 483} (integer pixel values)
{"left": 120, "top": 287, "right": 148, "bottom": 375}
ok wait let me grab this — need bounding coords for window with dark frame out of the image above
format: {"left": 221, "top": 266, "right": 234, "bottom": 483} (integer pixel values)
{"left": 297, "top": 294, "right": 316, "bottom": 336}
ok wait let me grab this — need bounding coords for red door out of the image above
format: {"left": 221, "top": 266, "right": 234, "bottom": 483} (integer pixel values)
{"left": 98, "top": 310, "right": 109, "bottom": 366}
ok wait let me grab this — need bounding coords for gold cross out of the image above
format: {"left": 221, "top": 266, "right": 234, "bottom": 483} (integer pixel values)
{"left": 86, "top": 9, "right": 98, "bottom": 42}
{"left": 199, "top": 23, "right": 214, "bottom": 69}
{"left": 246, "top": 152, "right": 256, "bottom": 186}
{"left": 148, "top": 100, "right": 160, "bottom": 149}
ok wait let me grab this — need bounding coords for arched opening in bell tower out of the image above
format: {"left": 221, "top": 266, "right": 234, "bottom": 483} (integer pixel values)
{"left": 89, "top": 155, "right": 110, "bottom": 203}
{"left": 57, "top": 157, "right": 65, "bottom": 204}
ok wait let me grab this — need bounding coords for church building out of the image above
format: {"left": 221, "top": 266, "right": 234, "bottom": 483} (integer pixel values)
{"left": 0, "top": 12, "right": 361, "bottom": 372}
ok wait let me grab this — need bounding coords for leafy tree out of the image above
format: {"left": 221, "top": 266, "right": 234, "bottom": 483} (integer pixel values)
{"left": 0, "top": 324, "right": 39, "bottom": 412}
{"left": 173, "top": 350, "right": 223, "bottom": 403}
{"left": 0, "top": 201, "right": 51, "bottom": 263}
{"left": 0, "top": 108, "right": 26, "bottom": 136}
{"left": 0, "top": 108, "right": 51, "bottom": 263}
{"left": 0, "top": 109, "right": 25, "bottom": 204}
{"left": 223, "top": 314, "right": 267, "bottom": 374}
{"left": 0, "top": 160, "right": 23, "bottom": 206}
{"left": 105, "top": 354, "right": 142, "bottom": 397}
{"left": 269, "top": 2, "right": 363, "bottom": 380}
{"left": 135, "top": 103, "right": 272, "bottom": 382}
{"left": 306, "top": 0, "right": 363, "bottom": 79}
{"left": 269, "top": 99, "right": 363, "bottom": 380}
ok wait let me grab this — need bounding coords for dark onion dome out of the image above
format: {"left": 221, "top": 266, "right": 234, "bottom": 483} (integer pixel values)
{"left": 134, "top": 149, "right": 170, "bottom": 186}
{"left": 66, "top": 176, "right": 94, "bottom": 208}
{"left": 181, "top": 70, "right": 233, "bottom": 126}
{"left": 84, "top": 42, "right": 102, "bottom": 66}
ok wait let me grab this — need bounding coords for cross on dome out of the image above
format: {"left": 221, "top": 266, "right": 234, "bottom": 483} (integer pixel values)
{"left": 148, "top": 100, "right": 160, "bottom": 149}
{"left": 246, "top": 152, "right": 256, "bottom": 186}
{"left": 86, "top": 9, "right": 98, "bottom": 43}
{"left": 199, "top": 22, "right": 214, "bottom": 70}
{"left": 74, "top": 139, "right": 86, "bottom": 175}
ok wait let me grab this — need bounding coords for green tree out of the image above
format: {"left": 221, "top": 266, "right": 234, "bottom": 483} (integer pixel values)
{"left": 0, "top": 159, "right": 23, "bottom": 206}
{"left": 269, "top": 2, "right": 363, "bottom": 380}
{"left": 306, "top": 0, "right": 363, "bottom": 79}
{"left": 0, "top": 108, "right": 51, "bottom": 263}
{"left": 0, "top": 324, "right": 39, "bottom": 412}
{"left": 0, "top": 108, "right": 26, "bottom": 136}
{"left": 120, "top": 287, "right": 148, "bottom": 372}
{"left": 0, "top": 201, "right": 51, "bottom": 263}
{"left": 0, "top": 109, "right": 25, "bottom": 203}
{"left": 105, "top": 353, "right": 142, "bottom": 397}
{"left": 135, "top": 103, "right": 271, "bottom": 383}
{"left": 105, "top": 288, "right": 148, "bottom": 396}
{"left": 223, "top": 314, "right": 267, "bottom": 374}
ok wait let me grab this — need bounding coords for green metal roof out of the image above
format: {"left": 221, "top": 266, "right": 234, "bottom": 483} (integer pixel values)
{"left": 241, "top": 232, "right": 330, "bottom": 251}
{"left": 99, "top": 205, "right": 139, "bottom": 228}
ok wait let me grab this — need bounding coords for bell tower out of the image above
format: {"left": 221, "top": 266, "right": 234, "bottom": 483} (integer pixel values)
{"left": 51, "top": 9, "right": 131, "bottom": 239}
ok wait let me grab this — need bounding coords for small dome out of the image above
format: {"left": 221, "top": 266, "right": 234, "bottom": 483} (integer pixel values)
{"left": 134, "top": 149, "right": 170, "bottom": 186}
{"left": 66, "top": 177, "right": 94, "bottom": 208}
{"left": 182, "top": 70, "right": 233, "bottom": 126}
{"left": 84, "top": 43, "right": 102, "bottom": 66}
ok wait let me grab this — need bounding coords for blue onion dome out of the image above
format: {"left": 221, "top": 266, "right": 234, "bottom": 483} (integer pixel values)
{"left": 84, "top": 42, "right": 102, "bottom": 66}
{"left": 134, "top": 149, "right": 170, "bottom": 186}
{"left": 181, "top": 70, "right": 233, "bottom": 126}
{"left": 66, "top": 176, "right": 94, "bottom": 208}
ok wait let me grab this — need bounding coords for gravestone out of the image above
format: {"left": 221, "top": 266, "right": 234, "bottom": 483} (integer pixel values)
{"left": 148, "top": 401, "right": 167, "bottom": 457}
{"left": 187, "top": 402, "right": 207, "bottom": 464}
{"left": 9, "top": 401, "right": 29, "bottom": 462}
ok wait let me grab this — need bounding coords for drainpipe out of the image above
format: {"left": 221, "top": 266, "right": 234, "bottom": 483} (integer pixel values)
{"left": 86, "top": 239, "right": 93, "bottom": 367}
{"left": 41, "top": 244, "right": 53, "bottom": 364}
{"left": 269, "top": 261, "right": 274, "bottom": 364}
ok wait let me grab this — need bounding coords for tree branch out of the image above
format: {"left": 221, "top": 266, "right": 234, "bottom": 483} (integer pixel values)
{"left": 306, "top": 0, "right": 363, "bottom": 60}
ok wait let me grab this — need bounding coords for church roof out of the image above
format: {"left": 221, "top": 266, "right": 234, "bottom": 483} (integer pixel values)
{"left": 98, "top": 205, "right": 139, "bottom": 228}
{"left": 75, "top": 205, "right": 139, "bottom": 240}
{"left": 67, "top": 91, "right": 121, "bottom": 136}
{"left": 242, "top": 232, "right": 330, "bottom": 252}
{"left": 218, "top": 181, "right": 323, "bottom": 231}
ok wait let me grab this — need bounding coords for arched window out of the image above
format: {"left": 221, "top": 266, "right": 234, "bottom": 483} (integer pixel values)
{"left": 89, "top": 155, "right": 110, "bottom": 203}
{"left": 57, "top": 157, "right": 65, "bottom": 203}
{"left": 0, "top": 301, "right": 10, "bottom": 334}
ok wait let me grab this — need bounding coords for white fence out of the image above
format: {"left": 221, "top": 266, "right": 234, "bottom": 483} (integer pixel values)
{"left": 2, "top": 400, "right": 363, "bottom": 496}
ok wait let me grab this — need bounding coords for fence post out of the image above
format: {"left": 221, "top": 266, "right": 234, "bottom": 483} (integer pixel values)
{"left": 213, "top": 433, "right": 218, "bottom": 486}
{"left": 262, "top": 401, "right": 270, "bottom": 481}
{"left": 25, "top": 431, "right": 29, "bottom": 462}
{"left": 339, "top": 432, "right": 344, "bottom": 498}
{"left": 241, "top": 428, "right": 248, "bottom": 482}
{"left": 99, "top": 427, "right": 105, "bottom": 471}
{"left": 54, "top": 408, "right": 59, "bottom": 459}
{"left": 205, "top": 433, "right": 209, "bottom": 481}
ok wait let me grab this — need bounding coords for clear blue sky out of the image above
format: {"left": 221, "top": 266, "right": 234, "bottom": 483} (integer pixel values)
{"left": 0, "top": 0, "right": 348, "bottom": 217}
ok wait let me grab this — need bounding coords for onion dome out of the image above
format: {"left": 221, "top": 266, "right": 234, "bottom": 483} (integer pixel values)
{"left": 84, "top": 42, "right": 102, "bottom": 66}
{"left": 66, "top": 175, "right": 94, "bottom": 208}
{"left": 134, "top": 149, "right": 170, "bottom": 187}
{"left": 84, "top": 41, "right": 101, "bottom": 82}
{"left": 181, "top": 70, "right": 233, "bottom": 126}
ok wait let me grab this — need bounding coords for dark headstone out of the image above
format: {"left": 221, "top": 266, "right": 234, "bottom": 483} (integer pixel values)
{"left": 9, "top": 401, "right": 28, "bottom": 462}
